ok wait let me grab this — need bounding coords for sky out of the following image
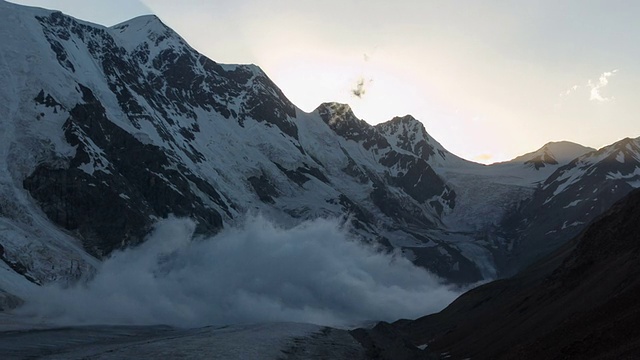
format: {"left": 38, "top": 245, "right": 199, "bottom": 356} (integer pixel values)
{"left": 9, "top": 0, "right": 640, "bottom": 163}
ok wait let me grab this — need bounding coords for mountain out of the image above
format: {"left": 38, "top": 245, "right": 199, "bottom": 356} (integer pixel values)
{"left": 509, "top": 141, "right": 595, "bottom": 170}
{"left": 0, "top": 0, "right": 476, "bottom": 301}
{"left": 375, "top": 114, "right": 472, "bottom": 170}
{"left": 454, "top": 141, "right": 596, "bottom": 188}
{"left": 416, "top": 141, "right": 593, "bottom": 277}
{"left": 362, "top": 187, "right": 640, "bottom": 359}
{"left": 1, "top": 0, "right": 639, "bottom": 310}
{"left": 503, "top": 137, "right": 640, "bottom": 273}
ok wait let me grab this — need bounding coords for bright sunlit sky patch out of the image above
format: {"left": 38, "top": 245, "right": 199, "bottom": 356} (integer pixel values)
{"left": 10, "top": 0, "right": 640, "bottom": 163}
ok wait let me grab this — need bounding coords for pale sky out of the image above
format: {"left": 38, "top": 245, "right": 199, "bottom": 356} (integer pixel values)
{"left": 9, "top": 0, "right": 640, "bottom": 163}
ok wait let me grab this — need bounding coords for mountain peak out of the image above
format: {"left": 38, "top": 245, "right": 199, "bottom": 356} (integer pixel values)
{"left": 378, "top": 114, "right": 425, "bottom": 133}
{"left": 389, "top": 114, "right": 419, "bottom": 123}
{"left": 111, "top": 14, "right": 164, "bottom": 30}
{"left": 110, "top": 14, "right": 184, "bottom": 52}
{"left": 316, "top": 102, "right": 357, "bottom": 125}
{"left": 541, "top": 140, "right": 593, "bottom": 153}
{"left": 316, "top": 102, "right": 353, "bottom": 113}
{"left": 599, "top": 137, "right": 640, "bottom": 163}
{"left": 611, "top": 137, "right": 637, "bottom": 149}
{"left": 510, "top": 140, "right": 595, "bottom": 169}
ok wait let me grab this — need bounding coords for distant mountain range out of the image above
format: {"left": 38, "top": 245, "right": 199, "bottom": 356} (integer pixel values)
{"left": 0, "top": 0, "right": 639, "bottom": 309}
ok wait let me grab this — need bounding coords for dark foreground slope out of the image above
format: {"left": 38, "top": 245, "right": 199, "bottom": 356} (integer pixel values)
{"left": 355, "top": 188, "right": 640, "bottom": 359}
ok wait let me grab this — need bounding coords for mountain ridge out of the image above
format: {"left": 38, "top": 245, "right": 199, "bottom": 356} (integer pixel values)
{"left": 0, "top": 2, "right": 470, "bottom": 293}
{"left": 1, "top": 2, "right": 639, "bottom": 310}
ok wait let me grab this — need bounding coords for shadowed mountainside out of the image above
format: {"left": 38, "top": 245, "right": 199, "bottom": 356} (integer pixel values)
{"left": 355, "top": 188, "right": 640, "bottom": 359}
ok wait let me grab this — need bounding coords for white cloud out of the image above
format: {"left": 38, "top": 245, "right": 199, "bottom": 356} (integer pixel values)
{"left": 17, "top": 216, "right": 463, "bottom": 328}
{"left": 560, "top": 84, "right": 580, "bottom": 97}
{"left": 588, "top": 69, "right": 618, "bottom": 102}
{"left": 559, "top": 70, "right": 618, "bottom": 102}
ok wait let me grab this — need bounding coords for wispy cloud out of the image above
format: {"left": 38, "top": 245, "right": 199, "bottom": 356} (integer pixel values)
{"left": 560, "top": 84, "right": 579, "bottom": 97}
{"left": 559, "top": 70, "right": 618, "bottom": 102}
{"left": 588, "top": 69, "right": 618, "bottom": 102}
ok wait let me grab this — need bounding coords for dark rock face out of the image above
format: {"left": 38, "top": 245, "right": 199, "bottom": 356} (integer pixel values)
{"left": 371, "top": 188, "right": 640, "bottom": 359}
{"left": 380, "top": 151, "right": 453, "bottom": 207}
{"left": 248, "top": 174, "right": 278, "bottom": 204}
{"left": 318, "top": 103, "right": 390, "bottom": 151}
{"left": 318, "top": 102, "right": 456, "bottom": 220}
{"left": 24, "top": 86, "right": 224, "bottom": 257}
{"left": 274, "top": 162, "right": 329, "bottom": 187}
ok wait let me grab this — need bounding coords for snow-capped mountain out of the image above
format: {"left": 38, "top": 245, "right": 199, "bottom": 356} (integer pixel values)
{"left": 451, "top": 141, "right": 596, "bottom": 189}
{"left": 375, "top": 114, "right": 472, "bottom": 170}
{"left": 428, "top": 141, "right": 596, "bottom": 264}
{"left": 1, "top": 0, "right": 639, "bottom": 309}
{"left": 504, "top": 137, "right": 640, "bottom": 272}
{"left": 508, "top": 141, "right": 595, "bottom": 170}
{"left": 0, "top": 0, "right": 474, "bottom": 298}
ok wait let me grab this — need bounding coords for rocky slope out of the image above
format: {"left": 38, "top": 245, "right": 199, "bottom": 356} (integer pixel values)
{"left": 359, "top": 187, "right": 640, "bottom": 359}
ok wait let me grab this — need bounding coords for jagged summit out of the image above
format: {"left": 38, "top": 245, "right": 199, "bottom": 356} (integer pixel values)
{"left": 376, "top": 115, "right": 427, "bottom": 141}
{"left": 386, "top": 114, "right": 420, "bottom": 124}
{"left": 383, "top": 114, "right": 424, "bottom": 128}
{"left": 315, "top": 102, "right": 355, "bottom": 122}
{"left": 316, "top": 102, "right": 392, "bottom": 151}
{"left": 376, "top": 115, "right": 438, "bottom": 161}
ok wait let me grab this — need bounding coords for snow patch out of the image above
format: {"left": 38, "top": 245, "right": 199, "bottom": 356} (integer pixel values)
{"left": 564, "top": 199, "right": 583, "bottom": 208}
{"left": 628, "top": 180, "right": 640, "bottom": 188}
{"left": 561, "top": 221, "right": 584, "bottom": 230}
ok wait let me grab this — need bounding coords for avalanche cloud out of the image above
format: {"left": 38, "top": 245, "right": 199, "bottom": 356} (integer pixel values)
{"left": 17, "top": 216, "right": 462, "bottom": 327}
